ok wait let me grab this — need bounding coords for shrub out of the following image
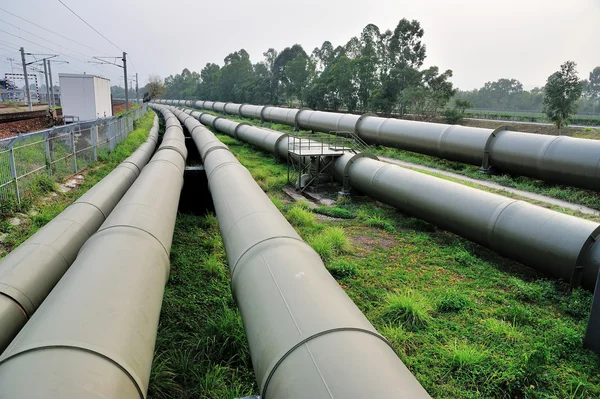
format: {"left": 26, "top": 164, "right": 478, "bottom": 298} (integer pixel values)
{"left": 443, "top": 108, "right": 464, "bottom": 124}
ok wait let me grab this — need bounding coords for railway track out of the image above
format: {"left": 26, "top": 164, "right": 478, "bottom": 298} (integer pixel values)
{"left": 0, "top": 110, "right": 49, "bottom": 123}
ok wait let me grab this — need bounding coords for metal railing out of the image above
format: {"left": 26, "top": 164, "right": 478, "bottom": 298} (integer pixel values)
{"left": 287, "top": 131, "right": 369, "bottom": 156}
{"left": 0, "top": 104, "right": 148, "bottom": 206}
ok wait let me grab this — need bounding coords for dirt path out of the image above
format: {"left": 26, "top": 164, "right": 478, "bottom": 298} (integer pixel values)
{"left": 380, "top": 156, "right": 600, "bottom": 216}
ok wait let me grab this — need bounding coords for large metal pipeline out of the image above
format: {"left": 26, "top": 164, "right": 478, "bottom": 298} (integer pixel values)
{"left": 0, "top": 115, "right": 159, "bottom": 354}
{"left": 169, "top": 105, "right": 431, "bottom": 399}
{"left": 158, "top": 99, "right": 600, "bottom": 191}
{"left": 0, "top": 105, "right": 186, "bottom": 398}
{"left": 167, "top": 105, "right": 600, "bottom": 291}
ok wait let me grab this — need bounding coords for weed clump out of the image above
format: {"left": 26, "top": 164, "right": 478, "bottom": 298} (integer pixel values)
{"left": 560, "top": 288, "right": 592, "bottom": 319}
{"left": 511, "top": 278, "right": 544, "bottom": 302}
{"left": 286, "top": 206, "right": 316, "bottom": 227}
{"left": 438, "top": 290, "right": 471, "bottom": 312}
{"left": 448, "top": 341, "right": 488, "bottom": 370}
{"left": 382, "top": 292, "right": 432, "bottom": 329}
{"left": 482, "top": 318, "right": 521, "bottom": 342}
{"left": 327, "top": 260, "right": 358, "bottom": 279}
{"left": 313, "top": 206, "right": 355, "bottom": 219}
{"left": 309, "top": 227, "right": 349, "bottom": 261}
{"left": 366, "top": 215, "right": 396, "bottom": 233}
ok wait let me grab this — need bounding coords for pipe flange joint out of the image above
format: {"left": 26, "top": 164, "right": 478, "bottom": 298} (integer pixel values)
{"left": 259, "top": 106, "right": 268, "bottom": 122}
{"left": 574, "top": 225, "right": 600, "bottom": 289}
{"left": 341, "top": 152, "right": 378, "bottom": 192}
{"left": 481, "top": 125, "right": 508, "bottom": 171}
{"left": 260, "top": 327, "right": 393, "bottom": 398}
{"left": 223, "top": 102, "right": 232, "bottom": 115}
{"left": 239, "top": 103, "right": 249, "bottom": 117}
{"left": 233, "top": 123, "right": 249, "bottom": 140}
{"left": 294, "top": 108, "right": 312, "bottom": 131}
{"left": 273, "top": 133, "right": 289, "bottom": 159}
{"left": 355, "top": 112, "right": 376, "bottom": 134}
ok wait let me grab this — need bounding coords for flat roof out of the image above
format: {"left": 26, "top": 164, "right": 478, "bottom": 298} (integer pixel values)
{"left": 58, "top": 73, "right": 110, "bottom": 81}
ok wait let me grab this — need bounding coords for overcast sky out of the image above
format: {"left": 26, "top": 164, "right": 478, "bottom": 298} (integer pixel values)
{"left": 0, "top": 0, "right": 598, "bottom": 91}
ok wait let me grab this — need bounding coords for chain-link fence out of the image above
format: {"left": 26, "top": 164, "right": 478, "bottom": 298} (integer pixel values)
{"left": 0, "top": 104, "right": 148, "bottom": 207}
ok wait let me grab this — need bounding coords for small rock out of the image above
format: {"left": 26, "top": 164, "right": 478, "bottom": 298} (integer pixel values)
{"left": 50, "top": 192, "right": 58, "bottom": 197}
{"left": 9, "top": 217, "right": 21, "bottom": 226}
{"left": 58, "top": 185, "right": 70, "bottom": 193}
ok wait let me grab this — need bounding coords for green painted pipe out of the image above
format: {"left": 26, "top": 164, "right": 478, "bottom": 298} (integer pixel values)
{"left": 171, "top": 106, "right": 432, "bottom": 399}
{"left": 162, "top": 98, "right": 600, "bottom": 191}
{"left": 0, "top": 114, "right": 159, "bottom": 354}
{"left": 0, "top": 106, "right": 186, "bottom": 398}
{"left": 172, "top": 105, "right": 600, "bottom": 291}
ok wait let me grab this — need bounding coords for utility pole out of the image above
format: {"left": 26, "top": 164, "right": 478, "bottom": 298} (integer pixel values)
{"left": 47, "top": 60, "right": 55, "bottom": 107}
{"left": 43, "top": 59, "right": 51, "bottom": 110}
{"left": 122, "top": 51, "right": 129, "bottom": 112}
{"left": 20, "top": 47, "right": 32, "bottom": 111}
{"left": 135, "top": 73, "right": 139, "bottom": 104}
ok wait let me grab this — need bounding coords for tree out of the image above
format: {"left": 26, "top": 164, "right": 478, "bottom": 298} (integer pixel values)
{"left": 543, "top": 61, "right": 584, "bottom": 130}
{"left": 284, "top": 54, "right": 314, "bottom": 106}
{"left": 145, "top": 74, "right": 165, "bottom": 100}
{"left": 455, "top": 99, "right": 473, "bottom": 114}
{"left": 587, "top": 66, "right": 600, "bottom": 114}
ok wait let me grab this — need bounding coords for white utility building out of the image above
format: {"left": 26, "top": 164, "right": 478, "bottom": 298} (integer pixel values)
{"left": 58, "top": 73, "right": 112, "bottom": 120}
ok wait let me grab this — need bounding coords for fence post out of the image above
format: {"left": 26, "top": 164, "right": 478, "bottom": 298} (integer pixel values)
{"left": 8, "top": 142, "right": 20, "bottom": 205}
{"left": 92, "top": 124, "right": 98, "bottom": 161}
{"left": 44, "top": 132, "right": 52, "bottom": 176}
{"left": 71, "top": 127, "right": 77, "bottom": 173}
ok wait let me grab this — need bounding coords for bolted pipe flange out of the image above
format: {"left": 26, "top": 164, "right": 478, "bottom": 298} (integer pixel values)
{"left": 480, "top": 125, "right": 508, "bottom": 172}
{"left": 294, "top": 108, "right": 312, "bottom": 131}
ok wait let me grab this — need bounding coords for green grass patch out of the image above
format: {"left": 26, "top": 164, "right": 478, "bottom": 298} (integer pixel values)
{"left": 286, "top": 205, "right": 316, "bottom": 227}
{"left": 437, "top": 290, "right": 471, "bottom": 312}
{"left": 308, "top": 226, "right": 349, "bottom": 261}
{"left": 327, "top": 260, "right": 358, "bottom": 279}
{"left": 150, "top": 214, "right": 255, "bottom": 399}
{"left": 382, "top": 291, "right": 433, "bottom": 329}
{"left": 312, "top": 206, "right": 355, "bottom": 219}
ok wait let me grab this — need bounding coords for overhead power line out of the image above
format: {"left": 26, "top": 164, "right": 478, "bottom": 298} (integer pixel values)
{"left": 0, "top": 18, "right": 94, "bottom": 60}
{"left": 57, "top": 0, "right": 123, "bottom": 52}
{"left": 0, "top": 7, "right": 110, "bottom": 56}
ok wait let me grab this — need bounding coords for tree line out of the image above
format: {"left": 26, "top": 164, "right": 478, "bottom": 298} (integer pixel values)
{"left": 150, "top": 19, "right": 598, "bottom": 128}
{"left": 456, "top": 66, "right": 600, "bottom": 116}
{"left": 159, "top": 19, "right": 457, "bottom": 117}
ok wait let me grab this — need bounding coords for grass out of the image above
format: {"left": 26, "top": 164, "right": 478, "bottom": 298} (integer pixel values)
{"left": 149, "top": 213, "right": 255, "bottom": 399}
{"left": 0, "top": 111, "right": 156, "bottom": 254}
{"left": 382, "top": 291, "right": 433, "bottom": 329}
{"left": 286, "top": 205, "right": 316, "bottom": 227}
{"left": 207, "top": 128, "right": 600, "bottom": 399}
